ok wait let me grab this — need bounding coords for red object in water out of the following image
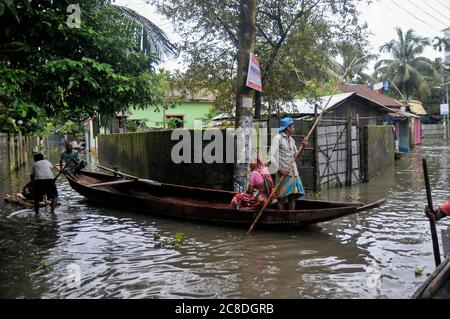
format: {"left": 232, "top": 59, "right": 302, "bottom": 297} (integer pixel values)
{"left": 440, "top": 201, "right": 450, "bottom": 216}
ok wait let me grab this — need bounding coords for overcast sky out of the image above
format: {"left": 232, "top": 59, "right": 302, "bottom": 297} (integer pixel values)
{"left": 114, "top": 0, "right": 449, "bottom": 72}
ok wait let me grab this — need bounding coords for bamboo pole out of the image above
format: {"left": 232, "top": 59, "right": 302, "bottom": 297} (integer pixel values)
{"left": 422, "top": 158, "right": 441, "bottom": 267}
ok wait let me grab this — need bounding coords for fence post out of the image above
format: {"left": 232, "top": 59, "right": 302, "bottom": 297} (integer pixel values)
{"left": 356, "top": 114, "right": 362, "bottom": 181}
{"left": 313, "top": 106, "right": 320, "bottom": 192}
{"left": 346, "top": 113, "right": 353, "bottom": 186}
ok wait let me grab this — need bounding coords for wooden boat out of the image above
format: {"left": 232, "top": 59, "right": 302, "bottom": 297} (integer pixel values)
{"left": 66, "top": 171, "right": 385, "bottom": 228}
{"left": 412, "top": 255, "right": 450, "bottom": 299}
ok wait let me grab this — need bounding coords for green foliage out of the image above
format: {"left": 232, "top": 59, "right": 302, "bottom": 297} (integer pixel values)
{"left": 42, "top": 260, "right": 51, "bottom": 271}
{"left": 415, "top": 267, "right": 425, "bottom": 278}
{"left": 166, "top": 117, "right": 183, "bottom": 129}
{"left": 204, "top": 106, "right": 220, "bottom": 121}
{"left": 328, "top": 42, "right": 378, "bottom": 84}
{"left": 0, "top": 0, "right": 176, "bottom": 133}
{"left": 433, "top": 36, "right": 450, "bottom": 53}
{"left": 374, "top": 28, "right": 438, "bottom": 100}
{"left": 151, "top": 0, "right": 369, "bottom": 114}
{"left": 60, "top": 120, "right": 82, "bottom": 135}
{"left": 125, "top": 119, "right": 148, "bottom": 132}
{"left": 153, "top": 231, "right": 192, "bottom": 249}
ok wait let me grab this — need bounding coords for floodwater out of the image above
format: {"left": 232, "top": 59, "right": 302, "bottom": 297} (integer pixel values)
{"left": 0, "top": 140, "right": 449, "bottom": 299}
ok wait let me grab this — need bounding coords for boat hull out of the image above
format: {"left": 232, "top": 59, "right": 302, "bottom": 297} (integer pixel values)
{"left": 412, "top": 255, "right": 450, "bottom": 299}
{"left": 66, "top": 171, "right": 376, "bottom": 228}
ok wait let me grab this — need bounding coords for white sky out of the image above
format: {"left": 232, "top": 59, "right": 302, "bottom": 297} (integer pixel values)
{"left": 114, "top": 0, "right": 449, "bottom": 73}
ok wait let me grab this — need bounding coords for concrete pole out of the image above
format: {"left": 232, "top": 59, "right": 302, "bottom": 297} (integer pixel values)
{"left": 233, "top": 0, "right": 257, "bottom": 193}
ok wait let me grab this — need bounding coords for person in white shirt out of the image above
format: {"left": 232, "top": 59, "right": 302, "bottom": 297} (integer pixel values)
{"left": 269, "top": 117, "right": 306, "bottom": 210}
{"left": 30, "top": 153, "right": 58, "bottom": 214}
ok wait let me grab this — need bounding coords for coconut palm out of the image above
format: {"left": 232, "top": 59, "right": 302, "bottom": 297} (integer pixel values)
{"left": 328, "top": 43, "right": 378, "bottom": 84}
{"left": 433, "top": 36, "right": 450, "bottom": 53}
{"left": 374, "top": 28, "right": 438, "bottom": 99}
{"left": 110, "top": 5, "right": 178, "bottom": 60}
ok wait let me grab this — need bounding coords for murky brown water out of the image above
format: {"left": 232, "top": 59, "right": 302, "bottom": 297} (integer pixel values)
{"left": 1, "top": 139, "right": 449, "bottom": 299}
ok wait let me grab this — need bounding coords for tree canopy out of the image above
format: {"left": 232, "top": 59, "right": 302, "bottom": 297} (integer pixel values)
{"left": 151, "top": 0, "right": 369, "bottom": 117}
{"left": 375, "top": 27, "right": 439, "bottom": 100}
{"left": 0, "top": 0, "right": 176, "bottom": 133}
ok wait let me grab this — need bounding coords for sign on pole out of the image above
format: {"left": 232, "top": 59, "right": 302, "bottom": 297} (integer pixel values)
{"left": 440, "top": 104, "right": 449, "bottom": 116}
{"left": 246, "top": 52, "right": 262, "bottom": 92}
{"left": 373, "top": 82, "right": 383, "bottom": 91}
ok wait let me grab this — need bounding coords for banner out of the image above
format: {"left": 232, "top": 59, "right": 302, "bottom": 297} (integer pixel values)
{"left": 441, "top": 104, "right": 449, "bottom": 116}
{"left": 246, "top": 52, "right": 262, "bottom": 92}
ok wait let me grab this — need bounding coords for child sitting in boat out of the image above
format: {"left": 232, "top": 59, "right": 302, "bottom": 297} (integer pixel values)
{"left": 230, "top": 158, "right": 274, "bottom": 209}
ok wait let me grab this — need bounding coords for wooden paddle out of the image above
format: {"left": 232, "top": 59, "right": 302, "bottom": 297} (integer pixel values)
{"left": 53, "top": 160, "right": 73, "bottom": 180}
{"left": 97, "top": 165, "right": 161, "bottom": 187}
{"left": 54, "top": 146, "right": 86, "bottom": 180}
{"left": 246, "top": 57, "right": 359, "bottom": 235}
{"left": 422, "top": 158, "right": 442, "bottom": 267}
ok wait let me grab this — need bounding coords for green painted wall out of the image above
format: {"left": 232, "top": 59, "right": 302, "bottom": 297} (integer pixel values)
{"left": 128, "top": 102, "right": 212, "bottom": 129}
{"left": 362, "top": 126, "right": 395, "bottom": 182}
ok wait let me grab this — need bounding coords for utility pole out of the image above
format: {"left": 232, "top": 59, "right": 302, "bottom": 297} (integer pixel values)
{"left": 446, "top": 83, "right": 449, "bottom": 140}
{"left": 233, "top": 0, "right": 257, "bottom": 193}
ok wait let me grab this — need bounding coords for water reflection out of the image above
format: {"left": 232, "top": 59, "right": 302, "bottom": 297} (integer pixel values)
{"left": 0, "top": 139, "right": 449, "bottom": 298}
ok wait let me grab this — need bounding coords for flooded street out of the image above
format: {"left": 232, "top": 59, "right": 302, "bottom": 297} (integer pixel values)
{"left": 1, "top": 139, "right": 450, "bottom": 299}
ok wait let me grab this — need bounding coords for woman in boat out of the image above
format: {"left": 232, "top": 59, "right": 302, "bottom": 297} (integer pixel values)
{"left": 426, "top": 201, "right": 450, "bottom": 221}
{"left": 230, "top": 158, "right": 274, "bottom": 209}
{"left": 268, "top": 117, "right": 306, "bottom": 210}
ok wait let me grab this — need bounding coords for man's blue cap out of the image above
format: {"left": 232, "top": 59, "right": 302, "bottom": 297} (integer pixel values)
{"left": 279, "top": 117, "right": 294, "bottom": 132}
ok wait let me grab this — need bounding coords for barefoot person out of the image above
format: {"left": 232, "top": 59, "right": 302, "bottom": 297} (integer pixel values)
{"left": 269, "top": 117, "right": 306, "bottom": 210}
{"left": 30, "top": 153, "right": 58, "bottom": 214}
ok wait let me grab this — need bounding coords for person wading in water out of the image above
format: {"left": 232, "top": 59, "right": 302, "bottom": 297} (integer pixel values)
{"left": 30, "top": 153, "right": 58, "bottom": 214}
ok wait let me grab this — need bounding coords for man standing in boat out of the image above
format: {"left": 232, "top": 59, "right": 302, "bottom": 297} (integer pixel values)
{"left": 269, "top": 117, "right": 306, "bottom": 210}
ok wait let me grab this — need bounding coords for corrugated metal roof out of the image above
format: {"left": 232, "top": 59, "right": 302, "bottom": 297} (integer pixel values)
{"left": 340, "top": 84, "right": 405, "bottom": 108}
{"left": 386, "top": 107, "right": 420, "bottom": 119}
{"left": 405, "top": 100, "right": 427, "bottom": 116}
{"left": 280, "top": 92, "right": 355, "bottom": 114}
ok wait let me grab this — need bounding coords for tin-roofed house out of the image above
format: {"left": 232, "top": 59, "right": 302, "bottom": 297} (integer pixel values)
{"left": 403, "top": 100, "right": 427, "bottom": 146}
{"left": 271, "top": 92, "right": 395, "bottom": 191}
{"left": 339, "top": 84, "right": 421, "bottom": 153}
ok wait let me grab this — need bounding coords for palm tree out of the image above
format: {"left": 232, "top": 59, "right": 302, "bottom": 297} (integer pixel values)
{"left": 112, "top": 5, "right": 178, "bottom": 60}
{"left": 110, "top": 5, "right": 178, "bottom": 60}
{"left": 374, "top": 28, "right": 438, "bottom": 99}
{"left": 433, "top": 36, "right": 450, "bottom": 53}
{"left": 328, "top": 43, "right": 378, "bottom": 84}
{"left": 330, "top": 54, "right": 378, "bottom": 84}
